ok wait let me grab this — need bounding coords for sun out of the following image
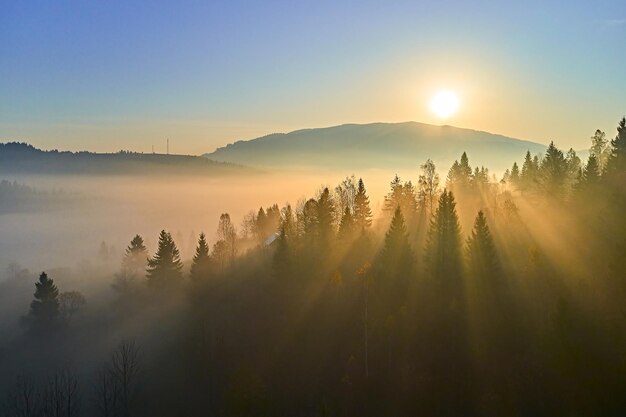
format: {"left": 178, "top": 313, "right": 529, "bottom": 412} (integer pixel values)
{"left": 430, "top": 90, "right": 460, "bottom": 119}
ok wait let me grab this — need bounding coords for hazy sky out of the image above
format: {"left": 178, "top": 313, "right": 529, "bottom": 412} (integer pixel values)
{"left": 1, "top": 0, "right": 625, "bottom": 154}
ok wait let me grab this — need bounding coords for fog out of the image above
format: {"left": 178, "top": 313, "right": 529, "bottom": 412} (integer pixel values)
{"left": 1, "top": 124, "right": 626, "bottom": 416}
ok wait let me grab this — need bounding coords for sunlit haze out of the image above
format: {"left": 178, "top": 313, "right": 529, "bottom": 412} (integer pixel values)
{"left": 1, "top": 2, "right": 626, "bottom": 416}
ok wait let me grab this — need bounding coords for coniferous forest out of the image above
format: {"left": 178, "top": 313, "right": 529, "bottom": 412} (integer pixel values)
{"left": 0, "top": 118, "right": 625, "bottom": 416}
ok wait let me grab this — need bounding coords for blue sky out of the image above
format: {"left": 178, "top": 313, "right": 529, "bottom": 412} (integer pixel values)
{"left": 1, "top": 0, "right": 625, "bottom": 154}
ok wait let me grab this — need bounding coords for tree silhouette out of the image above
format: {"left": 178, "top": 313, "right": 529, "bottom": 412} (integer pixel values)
{"left": 217, "top": 213, "right": 237, "bottom": 263}
{"left": 424, "top": 190, "right": 463, "bottom": 293}
{"left": 353, "top": 178, "right": 373, "bottom": 230}
{"left": 190, "top": 233, "right": 211, "bottom": 281}
{"left": 540, "top": 141, "right": 568, "bottom": 198}
{"left": 338, "top": 207, "right": 355, "bottom": 239}
{"left": 606, "top": 117, "right": 626, "bottom": 175}
{"left": 590, "top": 129, "right": 610, "bottom": 172}
{"left": 146, "top": 230, "right": 183, "bottom": 287}
{"left": 377, "top": 207, "right": 414, "bottom": 284}
{"left": 417, "top": 158, "right": 440, "bottom": 218}
{"left": 466, "top": 211, "right": 500, "bottom": 287}
{"left": 122, "top": 235, "right": 148, "bottom": 275}
{"left": 509, "top": 162, "right": 520, "bottom": 187}
{"left": 580, "top": 153, "right": 601, "bottom": 187}
{"left": 316, "top": 187, "right": 336, "bottom": 245}
{"left": 28, "top": 272, "right": 60, "bottom": 331}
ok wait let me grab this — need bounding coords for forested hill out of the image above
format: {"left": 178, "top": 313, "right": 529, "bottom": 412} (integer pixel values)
{"left": 0, "top": 142, "right": 249, "bottom": 176}
{"left": 204, "top": 121, "right": 548, "bottom": 172}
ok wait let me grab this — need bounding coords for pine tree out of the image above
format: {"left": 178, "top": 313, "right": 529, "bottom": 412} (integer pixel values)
{"left": 338, "top": 206, "right": 355, "bottom": 239}
{"left": 580, "top": 154, "right": 600, "bottom": 186}
{"left": 520, "top": 151, "right": 538, "bottom": 191}
{"left": 606, "top": 117, "right": 626, "bottom": 175}
{"left": 122, "top": 235, "right": 148, "bottom": 274}
{"left": 466, "top": 211, "right": 500, "bottom": 286}
{"left": 375, "top": 206, "right": 414, "bottom": 302}
{"left": 510, "top": 162, "right": 520, "bottom": 187}
{"left": 29, "top": 272, "right": 60, "bottom": 330}
{"left": 190, "top": 233, "right": 211, "bottom": 281}
{"left": 424, "top": 190, "right": 463, "bottom": 291}
{"left": 317, "top": 187, "right": 336, "bottom": 244}
{"left": 540, "top": 141, "right": 568, "bottom": 198}
{"left": 146, "top": 230, "right": 183, "bottom": 286}
{"left": 354, "top": 178, "right": 373, "bottom": 230}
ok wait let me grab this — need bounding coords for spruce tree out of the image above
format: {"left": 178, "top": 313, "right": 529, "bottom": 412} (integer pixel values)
{"left": 317, "top": 187, "right": 336, "bottom": 244}
{"left": 466, "top": 211, "right": 500, "bottom": 286}
{"left": 190, "top": 233, "right": 211, "bottom": 281}
{"left": 510, "top": 162, "right": 520, "bottom": 187}
{"left": 424, "top": 190, "right": 463, "bottom": 291}
{"left": 354, "top": 178, "right": 373, "bottom": 230}
{"left": 338, "top": 206, "right": 355, "bottom": 239}
{"left": 540, "top": 141, "right": 568, "bottom": 198}
{"left": 29, "top": 272, "right": 60, "bottom": 329}
{"left": 580, "top": 154, "right": 600, "bottom": 186}
{"left": 375, "top": 206, "right": 414, "bottom": 302}
{"left": 606, "top": 117, "right": 626, "bottom": 175}
{"left": 122, "top": 234, "right": 148, "bottom": 274}
{"left": 146, "top": 230, "right": 183, "bottom": 286}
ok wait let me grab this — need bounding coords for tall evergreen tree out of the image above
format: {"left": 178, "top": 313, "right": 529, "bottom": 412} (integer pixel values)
{"left": 317, "top": 187, "right": 336, "bottom": 244}
{"left": 375, "top": 206, "right": 414, "bottom": 304}
{"left": 338, "top": 206, "right": 355, "bottom": 239}
{"left": 540, "top": 141, "right": 568, "bottom": 198}
{"left": 606, "top": 117, "right": 626, "bottom": 175}
{"left": 121, "top": 235, "right": 148, "bottom": 274}
{"left": 190, "top": 233, "right": 211, "bottom": 281}
{"left": 510, "top": 162, "right": 520, "bottom": 188}
{"left": 424, "top": 190, "right": 463, "bottom": 292}
{"left": 146, "top": 230, "right": 183, "bottom": 286}
{"left": 580, "top": 154, "right": 601, "bottom": 187}
{"left": 466, "top": 211, "right": 500, "bottom": 286}
{"left": 29, "top": 272, "right": 60, "bottom": 330}
{"left": 354, "top": 178, "right": 373, "bottom": 230}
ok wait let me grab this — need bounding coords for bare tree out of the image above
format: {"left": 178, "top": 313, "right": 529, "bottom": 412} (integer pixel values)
{"left": 93, "top": 364, "right": 118, "bottom": 417}
{"left": 110, "top": 340, "right": 140, "bottom": 417}
{"left": 417, "top": 159, "right": 441, "bottom": 218}
{"left": 41, "top": 368, "right": 80, "bottom": 417}
{"left": 5, "top": 375, "right": 39, "bottom": 417}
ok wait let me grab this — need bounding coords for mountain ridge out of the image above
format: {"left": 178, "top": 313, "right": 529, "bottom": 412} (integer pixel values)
{"left": 204, "top": 121, "right": 549, "bottom": 172}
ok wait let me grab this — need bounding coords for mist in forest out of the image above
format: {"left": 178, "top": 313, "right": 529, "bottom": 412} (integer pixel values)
{"left": 1, "top": 119, "right": 626, "bottom": 416}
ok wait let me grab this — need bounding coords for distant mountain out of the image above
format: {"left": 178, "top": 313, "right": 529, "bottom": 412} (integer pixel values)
{"left": 0, "top": 142, "right": 249, "bottom": 176}
{"left": 204, "top": 122, "right": 548, "bottom": 172}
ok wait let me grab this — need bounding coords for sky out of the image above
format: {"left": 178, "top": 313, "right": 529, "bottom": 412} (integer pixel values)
{"left": 1, "top": 0, "right": 625, "bottom": 155}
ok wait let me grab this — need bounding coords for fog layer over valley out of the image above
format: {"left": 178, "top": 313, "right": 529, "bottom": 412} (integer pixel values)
{"left": 0, "top": 119, "right": 625, "bottom": 416}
